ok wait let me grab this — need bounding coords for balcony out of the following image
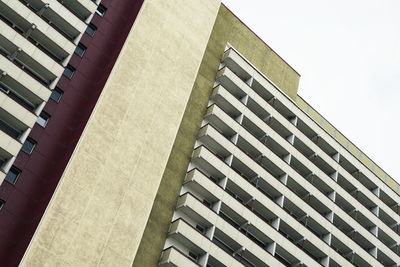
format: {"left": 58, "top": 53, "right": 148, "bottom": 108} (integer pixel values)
{"left": 18, "top": 0, "right": 81, "bottom": 42}
{"left": 167, "top": 219, "right": 244, "bottom": 267}
{"left": 0, "top": 107, "right": 27, "bottom": 141}
{"left": 159, "top": 247, "right": 200, "bottom": 267}
{"left": 0, "top": 37, "right": 58, "bottom": 87}
{"left": 0, "top": 1, "right": 75, "bottom": 55}
{"left": 57, "top": 0, "right": 97, "bottom": 22}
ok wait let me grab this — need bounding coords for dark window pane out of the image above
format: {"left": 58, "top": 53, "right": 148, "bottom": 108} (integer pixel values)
{"left": 5, "top": 166, "right": 21, "bottom": 184}
{"left": 63, "top": 65, "right": 75, "bottom": 79}
{"left": 50, "top": 88, "right": 63, "bottom": 102}
{"left": 96, "top": 4, "right": 107, "bottom": 16}
{"left": 37, "top": 111, "right": 50, "bottom": 127}
{"left": 21, "top": 138, "right": 36, "bottom": 154}
{"left": 86, "top": 23, "right": 97, "bottom": 36}
{"left": 74, "top": 43, "right": 86, "bottom": 57}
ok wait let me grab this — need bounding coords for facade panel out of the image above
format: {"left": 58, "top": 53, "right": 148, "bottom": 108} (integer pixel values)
{"left": 0, "top": 1, "right": 398, "bottom": 266}
{"left": 20, "top": 0, "right": 221, "bottom": 265}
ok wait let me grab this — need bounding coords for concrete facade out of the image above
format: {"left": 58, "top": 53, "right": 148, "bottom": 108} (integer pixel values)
{"left": 0, "top": 0, "right": 398, "bottom": 266}
{"left": 20, "top": 0, "right": 221, "bottom": 265}
{"left": 159, "top": 46, "right": 400, "bottom": 266}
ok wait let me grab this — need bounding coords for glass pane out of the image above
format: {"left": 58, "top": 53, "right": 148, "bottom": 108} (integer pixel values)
{"left": 22, "top": 139, "right": 35, "bottom": 154}
{"left": 50, "top": 89, "right": 62, "bottom": 102}
{"left": 5, "top": 168, "right": 19, "bottom": 184}
{"left": 37, "top": 115, "right": 48, "bottom": 127}
{"left": 86, "top": 24, "right": 96, "bottom": 36}
{"left": 75, "top": 45, "right": 86, "bottom": 57}
{"left": 63, "top": 67, "right": 74, "bottom": 78}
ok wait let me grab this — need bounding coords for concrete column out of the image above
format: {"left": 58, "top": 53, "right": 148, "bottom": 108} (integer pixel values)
{"left": 241, "top": 95, "right": 249, "bottom": 105}
{"left": 205, "top": 225, "right": 215, "bottom": 240}
{"left": 1, "top": 156, "right": 16, "bottom": 173}
{"left": 369, "top": 247, "right": 378, "bottom": 258}
{"left": 330, "top": 171, "right": 338, "bottom": 182}
{"left": 266, "top": 242, "right": 276, "bottom": 256}
{"left": 325, "top": 211, "right": 334, "bottom": 223}
{"left": 275, "top": 195, "right": 284, "bottom": 208}
{"left": 283, "top": 154, "right": 292, "bottom": 164}
{"left": 322, "top": 233, "right": 332, "bottom": 246}
{"left": 369, "top": 226, "right": 378, "bottom": 237}
{"left": 290, "top": 116, "right": 298, "bottom": 126}
{"left": 287, "top": 134, "right": 295, "bottom": 145}
{"left": 372, "top": 187, "right": 380, "bottom": 198}
{"left": 271, "top": 218, "right": 280, "bottom": 231}
{"left": 279, "top": 174, "right": 288, "bottom": 185}
{"left": 219, "top": 177, "right": 228, "bottom": 190}
{"left": 246, "top": 77, "right": 253, "bottom": 87}
{"left": 34, "top": 101, "right": 46, "bottom": 116}
{"left": 230, "top": 133, "right": 239, "bottom": 145}
{"left": 212, "top": 201, "right": 222, "bottom": 214}
{"left": 19, "top": 128, "right": 32, "bottom": 143}
{"left": 236, "top": 114, "right": 244, "bottom": 124}
{"left": 371, "top": 206, "right": 379, "bottom": 217}
{"left": 198, "top": 252, "right": 209, "bottom": 267}
{"left": 332, "top": 152, "right": 340, "bottom": 163}
{"left": 224, "top": 155, "right": 233, "bottom": 166}
{"left": 320, "top": 256, "right": 330, "bottom": 267}
{"left": 328, "top": 191, "right": 336, "bottom": 202}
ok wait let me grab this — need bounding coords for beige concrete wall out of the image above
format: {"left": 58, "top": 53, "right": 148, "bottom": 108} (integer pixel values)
{"left": 20, "top": 0, "right": 221, "bottom": 266}
{"left": 132, "top": 5, "right": 301, "bottom": 266}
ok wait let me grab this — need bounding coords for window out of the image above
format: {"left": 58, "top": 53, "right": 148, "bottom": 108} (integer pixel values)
{"left": 85, "top": 23, "right": 97, "bottom": 36}
{"left": 95, "top": 4, "right": 107, "bottom": 17}
{"left": 50, "top": 88, "right": 63, "bottom": 102}
{"left": 37, "top": 111, "right": 50, "bottom": 127}
{"left": 21, "top": 137, "right": 36, "bottom": 154}
{"left": 74, "top": 43, "right": 86, "bottom": 57}
{"left": 0, "top": 199, "right": 4, "bottom": 210}
{"left": 63, "top": 65, "right": 75, "bottom": 79}
{"left": 5, "top": 166, "right": 21, "bottom": 184}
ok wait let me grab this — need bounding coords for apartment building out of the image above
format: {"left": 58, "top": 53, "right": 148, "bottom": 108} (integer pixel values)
{"left": 0, "top": 0, "right": 144, "bottom": 265}
{"left": 0, "top": 0, "right": 398, "bottom": 266}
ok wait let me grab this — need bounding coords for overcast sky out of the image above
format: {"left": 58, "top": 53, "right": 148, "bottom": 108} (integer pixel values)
{"left": 222, "top": 0, "right": 400, "bottom": 182}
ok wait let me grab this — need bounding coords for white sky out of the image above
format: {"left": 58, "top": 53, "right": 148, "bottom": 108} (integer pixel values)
{"left": 222, "top": 0, "right": 400, "bottom": 182}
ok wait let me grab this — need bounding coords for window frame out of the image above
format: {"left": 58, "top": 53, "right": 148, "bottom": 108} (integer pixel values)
{"left": 21, "top": 137, "right": 37, "bottom": 154}
{"left": 85, "top": 23, "right": 97, "bottom": 37}
{"left": 63, "top": 65, "right": 75, "bottom": 79}
{"left": 95, "top": 4, "right": 107, "bottom": 17}
{"left": 37, "top": 111, "right": 51, "bottom": 127}
{"left": 74, "top": 43, "right": 87, "bottom": 57}
{"left": 50, "top": 87, "right": 63, "bottom": 102}
{"left": 5, "top": 166, "right": 21, "bottom": 184}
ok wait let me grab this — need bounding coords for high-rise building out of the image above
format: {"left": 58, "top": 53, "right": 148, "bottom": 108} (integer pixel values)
{"left": 0, "top": 0, "right": 399, "bottom": 266}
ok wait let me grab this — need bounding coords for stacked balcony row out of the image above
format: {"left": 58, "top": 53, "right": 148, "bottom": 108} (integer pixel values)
{"left": 0, "top": 0, "right": 99, "bottom": 183}
{"left": 221, "top": 48, "right": 400, "bottom": 223}
{"left": 209, "top": 72, "right": 399, "bottom": 262}
{"left": 160, "top": 46, "right": 399, "bottom": 267}
{"left": 210, "top": 76, "right": 400, "bottom": 256}
{"left": 220, "top": 48, "right": 400, "bottom": 241}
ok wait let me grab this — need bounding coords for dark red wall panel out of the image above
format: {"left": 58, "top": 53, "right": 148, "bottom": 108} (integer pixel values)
{"left": 0, "top": 0, "right": 144, "bottom": 265}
